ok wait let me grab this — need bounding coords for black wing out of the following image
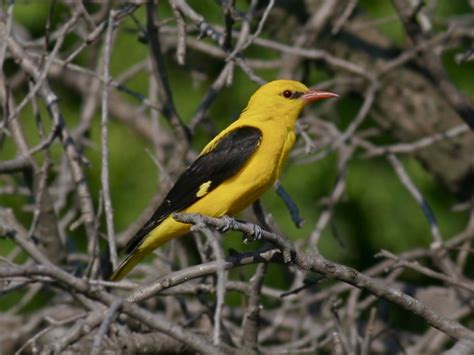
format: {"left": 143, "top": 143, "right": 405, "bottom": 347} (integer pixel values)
{"left": 124, "top": 126, "right": 262, "bottom": 253}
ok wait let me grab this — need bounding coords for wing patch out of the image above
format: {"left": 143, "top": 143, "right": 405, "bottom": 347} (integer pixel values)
{"left": 196, "top": 181, "right": 212, "bottom": 197}
{"left": 124, "top": 126, "right": 262, "bottom": 254}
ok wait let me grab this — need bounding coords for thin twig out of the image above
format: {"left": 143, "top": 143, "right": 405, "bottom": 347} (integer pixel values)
{"left": 90, "top": 300, "right": 122, "bottom": 355}
{"left": 387, "top": 154, "right": 443, "bottom": 247}
{"left": 101, "top": 9, "right": 118, "bottom": 269}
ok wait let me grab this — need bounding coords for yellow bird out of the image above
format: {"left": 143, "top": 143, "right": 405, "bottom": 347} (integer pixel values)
{"left": 110, "top": 80, "right": 337, "bottom": 281}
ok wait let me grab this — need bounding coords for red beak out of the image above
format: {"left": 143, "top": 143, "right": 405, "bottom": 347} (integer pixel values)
{"left": 301, "top": 89, "right": 338, "bottom": 103}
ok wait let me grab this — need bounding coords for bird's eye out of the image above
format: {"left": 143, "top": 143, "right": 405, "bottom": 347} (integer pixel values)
{"left": 282, "top": 90, "right": 293, "bottom": 99}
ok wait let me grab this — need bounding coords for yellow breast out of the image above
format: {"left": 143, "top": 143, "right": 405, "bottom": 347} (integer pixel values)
{"left": 189, "top": 120, "right": 295, "bottom": 217}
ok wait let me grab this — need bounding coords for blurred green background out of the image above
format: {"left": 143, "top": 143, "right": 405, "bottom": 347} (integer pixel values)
{"left": 1, "top": 1, "right": 473, "bottom": 315}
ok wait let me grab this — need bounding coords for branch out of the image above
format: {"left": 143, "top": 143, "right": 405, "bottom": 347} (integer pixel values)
{"left": 170, "top": 213, "right": 474, "bottom": 342}
{"left": 101, "top": 9, "right": 118, "bottom": 269}
{"left": 391, "top": 0, "right": 474, "bottom": 128}
{"left": 0, "top": 264, "right": 224, "bottom": 354}
{"left": 146, "top": 0, "right": 190, "bottom": 144}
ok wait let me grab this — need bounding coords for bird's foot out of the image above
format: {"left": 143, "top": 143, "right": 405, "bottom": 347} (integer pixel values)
{"left": 243, "top": 224, "right": 264, "bottom": 244}
{"left": 219, "top": 215, "right": 237, "bottom": 233}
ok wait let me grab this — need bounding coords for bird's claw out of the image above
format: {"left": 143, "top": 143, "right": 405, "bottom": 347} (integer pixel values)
{"left": 219, "top": 215, "right": 236, "bottom": 233}
{"left": 243, "top": 224, "right": 263, "bottom": 244}
{"left": 253, "top": 224, "right": 263, "bottom": 240}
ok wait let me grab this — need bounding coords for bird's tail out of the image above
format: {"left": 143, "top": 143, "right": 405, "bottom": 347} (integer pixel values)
{"left": 109, "top": 217, "right": 188, "bottom": 281}
{"left": 109, "top": 248, "right": 147, "bottom": 281}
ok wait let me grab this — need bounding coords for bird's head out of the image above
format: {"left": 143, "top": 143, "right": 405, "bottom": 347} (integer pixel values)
{"left": 243, "top": 79, "right": 337, "bottom": 120}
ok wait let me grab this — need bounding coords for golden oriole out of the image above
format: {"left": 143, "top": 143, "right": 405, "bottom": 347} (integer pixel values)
{"left": 110, "top": 80, "right": 337, "bottom": 280}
